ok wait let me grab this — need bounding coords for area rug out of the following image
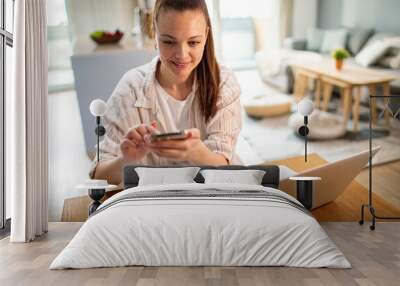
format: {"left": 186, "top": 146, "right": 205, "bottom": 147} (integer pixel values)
{"left": 239, "top": 112, "right": 400, "bottom": 166}
{"left": 235, "top": 70, "right": 400, "bottom": 166}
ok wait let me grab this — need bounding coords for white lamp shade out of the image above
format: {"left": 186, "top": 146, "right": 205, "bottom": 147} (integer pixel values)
{"left": 90, "top": 99, "right": 107, "bottom": 116}
{"left": 298, "top": 99, "right": 314, "bottom": 116}
{"left": 75, "top": 179, "right": 117, "bottom": 190}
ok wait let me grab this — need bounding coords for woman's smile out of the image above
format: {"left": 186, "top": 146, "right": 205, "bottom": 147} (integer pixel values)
{"left": 171, "top": 60, "right": 191, "bottom": 70}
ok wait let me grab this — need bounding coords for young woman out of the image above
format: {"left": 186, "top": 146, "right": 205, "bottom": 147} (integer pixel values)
{"left": 91, "top": 0, "right": 242, "bottom": 184}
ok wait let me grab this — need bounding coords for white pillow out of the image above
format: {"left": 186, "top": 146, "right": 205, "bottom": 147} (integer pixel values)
{"left": 319, "top": 29, "right": 347, "bottom": 53}
{"left": 135, "top": 167, "right": 200, "bottom": 186}
{"left": 355, "top": 40, "right": 390, "bottom": 67}
{"left": 306, "top": 28, "right": 325, "bottom": 51}
{"left": 200, "top": 169, "right": 266, "bottom": 185}
{"left": 378, "top": 53, "right": 400, "bottom": 69}
{"left": 383, "top": 37, "right": 400, "bottom": 46}
{"left": 390, "top": 53, "right": 400, "bottom": 69}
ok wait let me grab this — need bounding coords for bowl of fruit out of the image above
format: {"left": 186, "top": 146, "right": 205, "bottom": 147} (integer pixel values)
{"left": 90, "top": 29, "right": 124, "bottom": 45}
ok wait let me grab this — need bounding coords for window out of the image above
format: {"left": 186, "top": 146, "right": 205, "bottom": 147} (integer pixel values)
{"left": 212, "top": 0, "right": 275, "bottom": 70}
{"left": 47, "top": 0, "right": 74, "bottom": 92}
{"left": 1, "top": 0, "right": 14, "bottom": 233}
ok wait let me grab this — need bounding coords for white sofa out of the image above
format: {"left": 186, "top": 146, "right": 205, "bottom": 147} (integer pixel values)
{"left": 256, "top": 29, "right": 400, "bottom": 95}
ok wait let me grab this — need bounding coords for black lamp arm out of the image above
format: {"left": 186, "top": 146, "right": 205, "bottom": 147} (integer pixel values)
{"left": 94, "top": 116, "right": 106, "bottom": 163}
{"left": 305, "top": 115, "right": 308, "bottom": 162}
{"left": 297, "top": 116, "right": 309, "bottom": 163}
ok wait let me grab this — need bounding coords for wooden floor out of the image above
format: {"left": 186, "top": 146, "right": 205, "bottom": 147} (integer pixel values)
{"left": 1, "top": 222, "right": 400, "bottom": 286}
{"left": 356, "top": 160, "right": 400, "bottom": 209}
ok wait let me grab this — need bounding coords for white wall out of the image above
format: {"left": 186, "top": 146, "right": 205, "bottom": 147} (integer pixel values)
{"left": 291, "top": 0, "right": 318, "bottom": 38}
{"left": 341, "top": 0, "right": 398, "bottom": 31}
{"left": 342, "top": 0, "right": 378, "bottom": 29}
{"left": 65, "top": 0, "right": 136, "bottom": 42}
{"left": 319, "top": 0, "right": 400, "bottom": 32}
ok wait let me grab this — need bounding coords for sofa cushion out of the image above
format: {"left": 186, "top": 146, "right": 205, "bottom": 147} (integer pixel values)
{"left": 363, "top": 32, "right": 400, "bottom": 49}
{"left": 306, "top": 28, "right": 324, "bottom": 51}
{"left": 356, "top": 34, "right": 400, "bottom": 67}
{"left": 346, "top": 27, "right": 373, "bottom": 55}
{"left": 355, "top": 40, "right": 391, "bottom": 67}
{"left": 283, "top": 37, "right": 307, "bottom": 51}
{"left": 391, "top": 54, "right": 400, "bottom": 69}
{"left": 320, "top": 29, "right": 348, "bottom": 53}
{"left": 388, "top": 46, "right": 400, "bottom": 56}
{"left": 378, "top": 53, "right": 400, "bottom": 69}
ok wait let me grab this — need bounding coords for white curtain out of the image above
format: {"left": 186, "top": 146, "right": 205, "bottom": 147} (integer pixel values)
{"left": 253, "top": 0, "right": 293, "bottom": 52}
{"left": 278, "top": 0, "right": 293, "bottom": 46}
{"left": 10, "top": 0, "right": 48, "bottom": 242}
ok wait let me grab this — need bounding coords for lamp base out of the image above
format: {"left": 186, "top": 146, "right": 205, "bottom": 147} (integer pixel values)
{"left": 88, "top": 188, "right": 106, "bottom": 215}
{"left": 296, "top": 180, "right": 313, "bottom": 210}
{"left": 289, "top": 176, "right": 321, "bottom": 210}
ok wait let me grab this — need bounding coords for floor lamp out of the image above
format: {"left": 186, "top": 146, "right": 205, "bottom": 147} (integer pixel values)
{"left": 86, "top": 99, "right": 110, "bottom": 215}
{"left": 359, "top": 94, "right": 400, "bottom": 230}
{"left": 297, "top": 99, "right": 314, "bottom": 162}
{"left": 289, "top": 99, "right": 320, "bottom": 211}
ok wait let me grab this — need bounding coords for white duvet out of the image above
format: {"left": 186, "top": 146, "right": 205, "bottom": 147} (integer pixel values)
{"left": 50, "top": 183, "right": 351, "bottom": 269}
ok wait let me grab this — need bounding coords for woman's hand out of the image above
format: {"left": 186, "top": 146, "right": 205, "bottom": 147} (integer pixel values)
{"left": 146, "top": 128, "right": 202, "bottom": 161}
{"left": 120, "top": 121, "right": 157, "bottom": 164}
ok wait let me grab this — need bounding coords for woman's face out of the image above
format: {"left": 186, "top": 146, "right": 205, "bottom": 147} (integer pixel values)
{"left": 155, "top": 8, "right": 209, "bottom": 81}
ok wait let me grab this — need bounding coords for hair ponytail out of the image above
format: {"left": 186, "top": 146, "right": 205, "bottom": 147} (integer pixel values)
{"left": 153, "top": 0, "right": 220, "bottom": 122}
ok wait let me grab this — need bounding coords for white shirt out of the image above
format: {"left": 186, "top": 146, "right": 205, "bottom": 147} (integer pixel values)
{"left": 154, "top": 79, "right": 195, "bottom": 132}
{"left": 89, "top": 56, "right": 242, "bottom": 178}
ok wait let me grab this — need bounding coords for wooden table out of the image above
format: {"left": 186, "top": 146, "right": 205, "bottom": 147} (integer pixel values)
{"left": 62, "top": 189, "right": 122, "bottom": 222}
{"left": 291, "top": 59, "right": 395, "bottom": 131}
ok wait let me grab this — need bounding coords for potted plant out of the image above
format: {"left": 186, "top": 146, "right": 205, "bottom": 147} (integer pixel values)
{"left": 331, "top": 48, "right": 350, "bottom": 71}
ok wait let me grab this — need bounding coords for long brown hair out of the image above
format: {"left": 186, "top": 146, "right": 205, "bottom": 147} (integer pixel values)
{"left": 153, "top": 0, "right": 220, "bottom": 122}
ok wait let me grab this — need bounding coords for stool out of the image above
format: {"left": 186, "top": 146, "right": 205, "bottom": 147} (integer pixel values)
{"left": 244, "top": 94, "right": 293, "bottom": 118}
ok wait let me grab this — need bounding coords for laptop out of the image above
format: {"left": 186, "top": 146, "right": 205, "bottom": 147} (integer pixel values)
{"left": 279, "top": 146, "right": 381, "bottom": 209}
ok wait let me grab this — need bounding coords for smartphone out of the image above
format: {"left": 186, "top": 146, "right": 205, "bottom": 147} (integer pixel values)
{"left": 150, "top": 130, "right": 188, "bottom": 141}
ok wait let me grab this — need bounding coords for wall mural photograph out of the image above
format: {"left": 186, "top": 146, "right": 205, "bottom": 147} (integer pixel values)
{"left": 1, "top": 0, "right": 400, "bottom": 285}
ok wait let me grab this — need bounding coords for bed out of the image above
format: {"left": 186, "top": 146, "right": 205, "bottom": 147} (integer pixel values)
{"left": 50, "top": 165, "right": 350, "bottom": 269}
